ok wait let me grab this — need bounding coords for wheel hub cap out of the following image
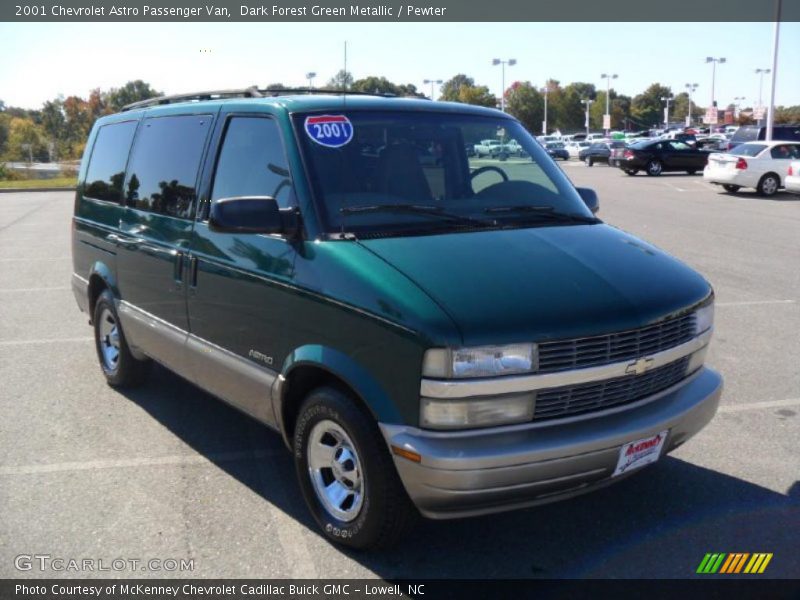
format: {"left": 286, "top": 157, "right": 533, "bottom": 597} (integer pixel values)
{"left": 307, "top": 420, "right": 364, "bottom": 522}
{"left": 98, "top": 308, "right": 120, "bottom": 371}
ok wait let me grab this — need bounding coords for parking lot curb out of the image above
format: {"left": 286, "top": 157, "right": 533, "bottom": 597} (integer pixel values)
{"left": 0, "top": 187, "right": 77, "bottom": 194}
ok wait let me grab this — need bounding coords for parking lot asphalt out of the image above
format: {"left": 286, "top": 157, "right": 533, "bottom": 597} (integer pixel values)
{"left": 1, "top": 166, "right": 798, "bottom": 580}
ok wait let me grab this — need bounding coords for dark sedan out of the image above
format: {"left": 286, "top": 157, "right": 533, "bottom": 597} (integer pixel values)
{"left": 578, "top": 141, "right": 626, "bottom": 166}
{"left": 618, "top": 140, "right": 711, "bottom": 176}
{"left": 544, "top": 142, "right": 569, "bottom": 161}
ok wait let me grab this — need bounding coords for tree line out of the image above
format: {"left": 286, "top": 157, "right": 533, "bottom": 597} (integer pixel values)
{"left": 1, "top": 75, "right": 798, "bottom": 165}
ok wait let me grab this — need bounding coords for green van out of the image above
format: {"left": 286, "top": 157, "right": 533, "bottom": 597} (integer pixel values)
{"left": 72, "top": 89, "right": 722, "bottom": 549}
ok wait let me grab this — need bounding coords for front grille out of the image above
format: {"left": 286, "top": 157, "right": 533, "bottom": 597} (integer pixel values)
{"left": 533, "top": 357, "right": 690, "bottom": 421}
{"left": 537, "top": 313, "right": 696, "bottom": 373}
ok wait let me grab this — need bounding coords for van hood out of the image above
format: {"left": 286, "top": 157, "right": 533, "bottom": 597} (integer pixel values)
{"left": 358, "top": 224, "right": 711, "bottom": 346}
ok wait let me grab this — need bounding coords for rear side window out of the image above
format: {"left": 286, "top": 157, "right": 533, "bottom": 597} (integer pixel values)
{"left": 124, "top": 115, "right": 211, "bottom": 219}
{"left": 84, "top": 121, "right": 137, "bottom": 202}
{"left": 211, "top": 117, "right": 295, "bottom": 208}
{"left": 732, "top": 127, "right": 760, "bottom": 142}
{"left": 733, "top": 144, "right": 767, "bottom": 157}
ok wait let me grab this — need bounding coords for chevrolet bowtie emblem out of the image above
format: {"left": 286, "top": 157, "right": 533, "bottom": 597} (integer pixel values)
{"left": 626, "top": 357, "right": 655, "bottom": 375}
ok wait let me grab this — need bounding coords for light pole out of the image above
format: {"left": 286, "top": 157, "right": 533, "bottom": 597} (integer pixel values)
{"left": 305, "top": 71, "right": 316, "bottom": 88}
{"left": 600, "top": 73, "right": 618, "bottom": 135}
{"left": 685, "top": 83, "right": 699, "bottom": 127}
{"left": 755, "top": 68, "right": 771, "bottom": 126}
{"left": 541, "top": 85, "right": 548, "bottom": 134}
{"left": 492, "top": 58, "right": 516, "bottom": 111}
{"left": 706, "top": 57, "right": 726, "bottom": 130}
{"left": 423, "top": 79, "right": 443, "bottom": 100}
{"left": 660, "top": 95, "right": 672, "bottom": 129}
{"left": 581, "top": 99, "right": 594, "bottom": 136}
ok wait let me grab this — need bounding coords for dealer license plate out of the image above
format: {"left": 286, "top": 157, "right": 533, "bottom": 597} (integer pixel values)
{"left": 612, "top": 430, "right": 668, "bottom": 477}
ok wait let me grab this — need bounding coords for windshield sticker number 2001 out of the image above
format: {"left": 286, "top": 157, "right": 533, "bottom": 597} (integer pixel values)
{"left": 305, "top": 115, "right": 353, "bottom": 148}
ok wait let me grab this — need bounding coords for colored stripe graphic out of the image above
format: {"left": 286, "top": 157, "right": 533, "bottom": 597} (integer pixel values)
{"left": 697, "top": 553, "right": 726, "bottom": 573}
{"left": 306, "top": 115, "right": 349, "bottom": 124}
{"left": 698, "top": 552, "right": 773, "bottom": 574}
{"left": 744, "top": 553, "right": 773, "bottom": 574}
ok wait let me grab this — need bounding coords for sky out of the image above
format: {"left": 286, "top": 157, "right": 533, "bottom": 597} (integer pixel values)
{"left": 1, "top": 21, "right": 798, "bottom": 110}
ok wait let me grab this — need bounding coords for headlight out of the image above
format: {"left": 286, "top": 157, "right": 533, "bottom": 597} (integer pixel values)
{"left": 421, "top": 393, "right": 535, "bottom": 429}
{"left": 694, "top": 302, "right": 714, "bottom": 335}
{"left": 422, "top": 344, "right": 535, "bottom": 379}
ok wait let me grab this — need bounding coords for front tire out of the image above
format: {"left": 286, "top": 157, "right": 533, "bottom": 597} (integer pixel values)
{"left": 646, "top": 160, "right": 663, "bottom": 176}
{"left": 757, "top": 173, "right": 780, "bottom": 196}
{"left": 624, "top": 169, "right": 638, "bottom": 176}
{"left": 293, "top": 387, "right": 415, "bottom": 550}
{"left": 585, "top": 157, "right": 593, "bottom": 167}
{"left": 93, "top": 289, "right": 151, "bottom": 387}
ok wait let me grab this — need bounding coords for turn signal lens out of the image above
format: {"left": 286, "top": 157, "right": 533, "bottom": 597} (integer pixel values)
{"left": 421, "top": 393, "right": 535, "bottom": 430}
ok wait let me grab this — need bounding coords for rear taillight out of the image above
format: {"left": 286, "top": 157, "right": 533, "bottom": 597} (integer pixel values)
{"left": 735, "top": 158, "right": 748, "bottom": 170}
{"left": 789, "top": 165, "right": 794, "bottom": 176}
{"left": 624, "top": 150, "right": 634, "bottom": 159}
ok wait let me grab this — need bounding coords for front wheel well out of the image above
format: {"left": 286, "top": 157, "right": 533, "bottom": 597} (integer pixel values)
{"left": 87, "top": 274, "right": 109, "bottom": 323}
{"left": 279, "top": 365, "right": 375, "bottom": 446}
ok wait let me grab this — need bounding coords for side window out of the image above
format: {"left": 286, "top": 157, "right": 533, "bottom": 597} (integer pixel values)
{"left": 84, "top": 121, "right": 137, "bottom": 202}
{"left": 124, "top": 115, "right": 210, "bottom": 219}
{"left": 211, "top": 117, "right": 295, "bottom": 209}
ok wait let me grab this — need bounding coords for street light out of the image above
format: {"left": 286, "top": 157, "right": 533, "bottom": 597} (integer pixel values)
{"left": 600, "top": 73, "right": 618, "bottom": 134}
{"left": 305, "top": 71, "right": 316, "bottom": 88}
{"left": 581, "top": 98, "right": 594, "bottom": 136}
{"left": 706, "top": 57, "right": 726, "bottom": 130}
{"left": 660, "top": 95, "right": 673, "bottom": 129}
{"left": 685, "top": 83, "right": 699, "bottom": 127}
{"left": 423, "top": 79, "right": 443, "bottom": 100}
{"left": 540, "top": 85, "right": 549, "bottom": 134}
{"left": 492, "top": 58, "right": 517, "bottom": 111}
{"left": 755, "top": 68, "right": 771, "bottom": 126}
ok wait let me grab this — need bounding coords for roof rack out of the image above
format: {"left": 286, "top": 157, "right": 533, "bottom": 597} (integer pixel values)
{"left": 121, "top": 86, "right": 419, "bottom": 111}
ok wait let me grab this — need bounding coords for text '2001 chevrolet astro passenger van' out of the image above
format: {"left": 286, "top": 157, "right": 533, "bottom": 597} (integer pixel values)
{"left": 72, "top": 88, "right": 722, "bottom": 549}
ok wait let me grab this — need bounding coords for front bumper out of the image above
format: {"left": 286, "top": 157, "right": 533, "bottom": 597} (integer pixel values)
{"left": 381, "top": 367, "right": 722, "bottom": 519}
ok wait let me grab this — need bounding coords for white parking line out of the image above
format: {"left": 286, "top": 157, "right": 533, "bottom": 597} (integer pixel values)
{"left": 719, "top": 398, "right": 800, "bottom": 413}
{"left": 717, "top": 300, "right": 795, "bottom": 307}
{"left": 662, "top": 182, "right": 686, "bottom": 192}
{"left": 0, "top": 337, "right": 92, "bottom": 346}
{"left": 0, "top": 449, "right": 284, "bottom": 476}
{"left": 0, "top": 287, "right": 70, "bottom": 293}
{"left": 0, "top": 257, "right": 70, "bottom": 262}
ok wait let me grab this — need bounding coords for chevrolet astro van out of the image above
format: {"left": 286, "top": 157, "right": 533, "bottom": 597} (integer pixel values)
{"left": 71, "top": 89, "right": 722, "bottom": 549}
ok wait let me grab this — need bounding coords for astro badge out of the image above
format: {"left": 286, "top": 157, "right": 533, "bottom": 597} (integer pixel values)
{"left": 304, "top": 115, "right": 354, "bottom": 148}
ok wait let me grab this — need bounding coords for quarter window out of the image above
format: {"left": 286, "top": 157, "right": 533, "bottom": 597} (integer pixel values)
{"left": 124, "top": 115, "right": 210, "bottom": 219}
{"left": 84, "top": 121, "right": 137, "bottom": 203}
{"left": 211, "top": 117, "right": 295, "bottom": 208}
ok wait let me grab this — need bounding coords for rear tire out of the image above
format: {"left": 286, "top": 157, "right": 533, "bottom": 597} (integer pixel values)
{"left": 757, "top": 173, "right": 780, "bottom": 197}
{"left": 722, "top": 184, "right": 740, "bottom": 193}
{"left": 585, "top": 157, "right": 593, "bottom": 167}
{"left": 624, "top": 169, "right": 638, "bottom": 176}
{"left": 646, "top": 160, "right": 663, "bottom": 176}
{"left": 293, "top": 387, "right": 415, "bottom": 550}
{"left": 93, "top": 289, "right": 151, "bottom": 387}
{"left": 687, "top": 170, "right": 697, "bottom": 175}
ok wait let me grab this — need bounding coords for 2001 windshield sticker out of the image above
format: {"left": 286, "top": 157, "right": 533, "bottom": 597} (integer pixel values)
{"left": 304, "top": 115, "right": 354, "bottom": 148}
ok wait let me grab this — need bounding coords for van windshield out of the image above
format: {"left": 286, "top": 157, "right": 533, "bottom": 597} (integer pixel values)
{"left": 294, "top": 111, "right": 595, "bottom": 237}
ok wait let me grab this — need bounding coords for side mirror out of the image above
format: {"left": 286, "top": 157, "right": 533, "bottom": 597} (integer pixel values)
{"left": 576, "top": 187, "right": 599, "bottom": 214}
{"left": 209, "top": 196, "right": 300, "bottom": 236}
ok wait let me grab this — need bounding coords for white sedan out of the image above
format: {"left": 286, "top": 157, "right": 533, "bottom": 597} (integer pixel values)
{"left": 565, "top": 141, "right": 590, "bottom": 158}
{"left": 703, "top": 141, "right": 800, "bottom": 196}
{"left": 786, "top": 160, "right": 800, "bottom": 194}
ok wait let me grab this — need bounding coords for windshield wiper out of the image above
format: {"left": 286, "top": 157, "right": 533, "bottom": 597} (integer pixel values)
{"left": 484, "top": 205, "right": 600, "bottom": 224}
{"left": 340, "top": 204, "right": 492, "bottom": 227}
